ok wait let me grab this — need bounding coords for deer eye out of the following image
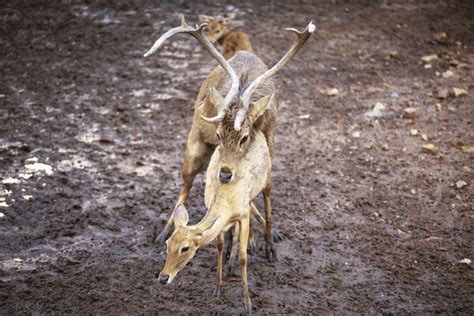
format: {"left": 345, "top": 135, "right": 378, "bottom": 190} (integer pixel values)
{"left": 240, "top": 135, "right": 249, "bottom": 147}
{"left": 181, "top": 246, "right": 190, "bottom": 253}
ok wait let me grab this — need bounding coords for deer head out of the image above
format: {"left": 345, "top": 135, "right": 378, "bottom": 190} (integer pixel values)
{"left": 144, "top": 17, "right": 315, "bottom": 181}
{"left": 158, "top": 205, "right": 221, "bottom": 284}
{"left": 198, "top": 14, "right": 235, "bottom": 43}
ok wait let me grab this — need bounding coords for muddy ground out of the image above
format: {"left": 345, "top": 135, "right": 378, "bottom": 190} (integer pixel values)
{"left": 1, "top": 0, "right": 473, "bottom": 314}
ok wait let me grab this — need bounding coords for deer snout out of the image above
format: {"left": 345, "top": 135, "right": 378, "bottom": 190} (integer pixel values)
{"left": 158, "top": 274, "right": 169, "bottom": 285}
{"left": 219, "top": 167, "right": 233, "bottom": 183}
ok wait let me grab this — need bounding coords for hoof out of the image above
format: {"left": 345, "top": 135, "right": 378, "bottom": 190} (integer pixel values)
{"left": 213, "top": 287, "right": 221, "bottom": 298}
{"left": 272, "top": 229, "right": 284, "bottom": 243}
{"left": 248, "top": 238, "right": 257, "bottom": 255}
{"left": 265, "top": 240, "right": 277, "bottom": 262}
{"left": 154, "top": 229, "right": 170, "bottom": 244}
{"left": 243, "top": 303, "right": 252, "bottom": 315}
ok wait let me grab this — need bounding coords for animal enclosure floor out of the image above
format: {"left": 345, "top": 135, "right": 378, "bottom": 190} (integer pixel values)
{"left": 1, "top": 0, "right": 473, "bottom": 314}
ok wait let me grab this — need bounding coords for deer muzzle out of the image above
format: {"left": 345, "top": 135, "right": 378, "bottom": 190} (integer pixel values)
{"left": 219, "top": 167, "right": 233, "bottom": 183}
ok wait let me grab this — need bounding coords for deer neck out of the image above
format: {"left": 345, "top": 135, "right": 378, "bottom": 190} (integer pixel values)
{"left": 193, "top": 199, "right": 240, "bottom": 247}
{"left": 217, "top": 31, "right": 231, "bottom": 45}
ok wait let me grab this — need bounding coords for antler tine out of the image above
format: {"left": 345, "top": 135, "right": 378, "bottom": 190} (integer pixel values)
{"left": 144, "top": 15, "right": 240, "bottom": 122}
{"left": 234, "top": 21, "right": 316, "bottom": 131}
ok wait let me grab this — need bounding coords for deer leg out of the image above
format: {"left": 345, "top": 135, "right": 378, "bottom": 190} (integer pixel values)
{"left": 227, "top": 223, "right": 239, "bottom": 276}
{"left": 248, "top": 216, "right": 256, "bottom": 255}
{"left": 239, "top": 215, "right": 252, "bottom": 315}
{"left": 155, "top": 139, "right": 213, "bottom": 243}
{"left": 214, "top": 232, "right": 224, "bottom": 297}
{"left": 250, "top": 202, "right": 283, "bottom": 243}
{"left": 263, "top": 185, "right": 277, "bottom": 261}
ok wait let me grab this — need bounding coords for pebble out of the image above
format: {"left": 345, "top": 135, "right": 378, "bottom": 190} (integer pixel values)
{"left": 442, "top": 70, "right": 454, "bottom": 78}
{"left": 322, "top": 88, "right": 339, "bottom": 96}
{"left": 403, "top": 107, "right": 417, "bottom": 119}
{"left": 421, "top": 54, "right": 438, "bottom": 63}
{"left": 421, "top": 144, "right": 436, "bottom": 154}
{"left": 382, "top": 143, "right": 389, "bottom": 151}
{"left": 409, "top": 129, "right": 418, "bottom": 136}
{"left": 2, "top": 177, "right": 20, "bottom": 184}
{"left": 453, "top": 87, "right": 468, "bottom": 97}
{"left": 437, "top": 89, "right": 449, "bottom": 99}
{"left": 351, "top": 131, "right": 361, "bottom": 138}
{"left": 460, "top": 145, "right": 474, "bottom": 153}
{"left": 0, "top": 212, "right": 4, "bottom": 218}
{"left": 455, "top": 180, "right": 468, "bottom": 189}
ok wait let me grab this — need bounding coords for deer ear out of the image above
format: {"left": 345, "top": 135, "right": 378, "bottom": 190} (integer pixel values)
{"left": 173, "top": 204, "right": 189, "bottom": 228}
{"left": 208, "top": 86, "right": 224, "bottom": 109}
{"left": 198, "top": 15, "right": 211, "bottom": 23}
{"left": 248, "top": 93, "right": 274, "bottom": 125}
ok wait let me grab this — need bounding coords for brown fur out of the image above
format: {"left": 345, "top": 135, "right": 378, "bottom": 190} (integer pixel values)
{"left": 159, "top": 130, "right": 272, "bottom": 314}
{"left": 199, "top": 14, "right": 253, "bottom": 59}
{"left": 156, "top": 51, "right": 278, "bottom": 262}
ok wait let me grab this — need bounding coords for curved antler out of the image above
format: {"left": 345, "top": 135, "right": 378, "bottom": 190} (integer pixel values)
{"left": 144, "top": 16, "right": 240, "bottom": 122}
{"left": 234, "top": 21, "right": 316, "bottom": 131}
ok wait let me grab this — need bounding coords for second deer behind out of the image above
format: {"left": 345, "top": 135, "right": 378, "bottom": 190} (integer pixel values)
{"left": 199, "top": 13, "right": 253, "bottom": 59}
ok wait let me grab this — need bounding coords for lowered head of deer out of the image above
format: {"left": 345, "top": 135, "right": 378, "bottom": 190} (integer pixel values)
{"left": 206, "top": 86, "right": 274, "bottom": 184}
{"left": 158, "top": 204, "right": 220, "bottom": 284}
{"left": 198, "top": 14, "right": 235, "bottom": 43}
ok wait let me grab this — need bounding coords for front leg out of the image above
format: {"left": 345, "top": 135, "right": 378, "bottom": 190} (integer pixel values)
{"left": 155, "top": 137, "right": 214, "bottom": 243}
{"left": 239, "top": 215, "right": 252, "bottom": 315}
{"left": 227, "top": 223, "right": 240, "bottom": 276}
{"left": 214, "top": 232, "right": 224, "bottom": 297}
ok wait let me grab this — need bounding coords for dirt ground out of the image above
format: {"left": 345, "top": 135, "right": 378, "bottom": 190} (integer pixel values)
{"left": 1, "top": 0, "right": 473, "bottom": 314}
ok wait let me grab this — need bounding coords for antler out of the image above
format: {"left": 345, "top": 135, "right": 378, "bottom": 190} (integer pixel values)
{"left": 144, "top": 16, "right": 240, "bottom": 122}
{"left": 234, "top": 21, "right": 316, "bottom": 131}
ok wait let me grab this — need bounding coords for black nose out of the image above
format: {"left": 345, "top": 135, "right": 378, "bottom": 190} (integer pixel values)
{"left": 159, "top": 274, "right": 169, "bottom": 284}
{"left": 219, "top": 168, "right": 232, "bottom": 183}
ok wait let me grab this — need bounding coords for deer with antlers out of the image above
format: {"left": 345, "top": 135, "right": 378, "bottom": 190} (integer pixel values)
{"left": 145, "top": 17, "right": 315, "bottom": 261}
{"left": 198, "top": 13, "right": 253, "bottom": 59}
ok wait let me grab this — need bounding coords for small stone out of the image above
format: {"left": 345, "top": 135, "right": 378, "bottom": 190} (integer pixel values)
{"left": 364, "top": 143, "right": 373, "bottom": 149}
{"left": 463, "top": 166, "right": 471, "bottom": 172}
{"left": 1, "top": 177, "right": 20, "bottom": 184}
{"left": 351, "top": 131, "right": 361, "bottom": 138}
{"left": 409, "top": 129, "right": 418, "bottom": 136}
{"left": 460, "top": 145, "right": 474, "bottom": 153}
{"left": 403, "top": 107, "right": 417, "bottom": 119}
{"left": 459, "top": 258, "right": 471, "bottom": 264}
{"left": 23, "top": 195, "right": 33, "bottom": 201}
{"left": 453, "top": 88, "right": 468, "bottom": 97}
{"left": 436, "top": 103, "right": 442, "bottom": 111}
{"left": 397, "top": 229, "right": 411, "bottom": 239}
{"left": 437, "top": 89, "right": 450, "bottom": 99}
{"left": 421, "top": 54, "right": 438, "bottom": 63}
{"left": 449, "top": 59, "right": 459, "bottom": 66}
{"left": 373, "top": 102, "right": 386, "bottom": 111}
{"left": 322, "top": 88, "right": 339, "bottom": 96}
{"left": 298, "top": 114, "right": 310, "bottom": 120}
{"left": 364, "top": 102, "right": 386, "bottom": 118}
{"left": 434, "top": 32, "right": 448, "bottom": 41}
{"left": 413, "top": 82, "right": 422, "bottom": 90}
{"left": 0, "top": 212, "right": 4, "bottom": 219}
{"left": 442, "top": 70, "right": 454, "bottom": 78}
{"left": 455, "top": 180, "right": 468, "bottom": 189}
{"left": 424, "top": 64, "right": 432, "bottom": 69}
{"left": 13, "top": 258, "right": 23, "bottom": 263}
{"left": 0, "top": 202, "right": 9, "bottom": 208}
{"left": 421, "top": 144, "right": 436, "bottom": 154}
{"left": 381, "top": 143, "right": 389, "bottom": 151}
{"left": 421, "top": 134, "right": 428, "bottom": 141}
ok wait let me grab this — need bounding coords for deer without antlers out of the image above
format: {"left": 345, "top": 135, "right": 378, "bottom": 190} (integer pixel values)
{"left": 145, "top": 17, "right": 315, "bottom": 260}
{"left": 198, "top": 13, "right": 253, "bottom": 59}
{"left": 159, "top": 129, "right": 272, "bottom": 314}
